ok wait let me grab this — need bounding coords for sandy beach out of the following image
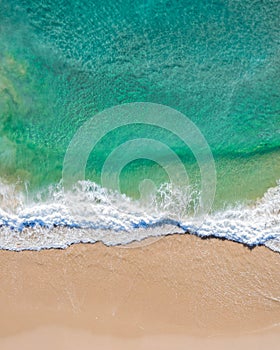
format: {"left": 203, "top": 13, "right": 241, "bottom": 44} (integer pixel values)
{"left": 1, "top": 0, "right": 280, "bottom": 348}
{"left": 0, "top": 234, "right": 280, "bottom": 349}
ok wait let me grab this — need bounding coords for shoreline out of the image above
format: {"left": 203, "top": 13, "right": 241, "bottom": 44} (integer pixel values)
{"left": 0, "top": 234, "right": 280, "bottom": 348}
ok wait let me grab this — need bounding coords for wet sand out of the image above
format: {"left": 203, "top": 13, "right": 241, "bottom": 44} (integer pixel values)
{"left": 0, "top": 234, "right": 280, "bottom": 349}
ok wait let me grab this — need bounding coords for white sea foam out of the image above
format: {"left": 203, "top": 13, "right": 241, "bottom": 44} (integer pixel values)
{"left": 0, "top": 179, "right": 279, "bottom": 252}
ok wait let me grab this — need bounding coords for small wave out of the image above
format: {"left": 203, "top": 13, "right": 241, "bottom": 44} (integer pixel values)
{"left": 0, "top": 179, "right": 279, "bottom": 252}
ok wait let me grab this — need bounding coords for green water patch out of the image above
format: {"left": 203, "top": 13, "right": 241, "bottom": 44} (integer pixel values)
{"left": 0, "top": 0, "right": 279, "bottom": 206}
{"left": 214, "top": 149, "right": 280, "bottom": 207}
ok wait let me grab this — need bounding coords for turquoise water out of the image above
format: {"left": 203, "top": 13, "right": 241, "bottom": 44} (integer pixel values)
{"left": 0, "top": 0, "right": 280, "bottom": 251}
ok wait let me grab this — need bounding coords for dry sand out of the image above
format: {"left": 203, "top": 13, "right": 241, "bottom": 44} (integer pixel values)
{"left": 0, "top": 234, "right": 280, "bottom": 349}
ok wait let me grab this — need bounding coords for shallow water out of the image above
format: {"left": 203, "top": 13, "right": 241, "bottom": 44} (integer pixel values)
{"left": 0, "top": 0, "right": 279, "bottom": 251}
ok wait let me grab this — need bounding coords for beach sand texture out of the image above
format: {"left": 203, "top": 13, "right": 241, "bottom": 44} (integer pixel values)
{"left": 0, "top": 234, "right": 280, "bottom": 349}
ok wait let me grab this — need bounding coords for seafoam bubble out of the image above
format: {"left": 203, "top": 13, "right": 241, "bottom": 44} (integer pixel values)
{"left": 0, "top": 179, "right": 279, "bottom": 252}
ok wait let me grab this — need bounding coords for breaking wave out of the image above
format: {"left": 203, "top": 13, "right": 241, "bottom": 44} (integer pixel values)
{"left": 0, "top": 179, "right": 279, "bottom": 252}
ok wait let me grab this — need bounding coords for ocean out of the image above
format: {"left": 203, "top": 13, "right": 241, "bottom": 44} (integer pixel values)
{"left": 0, "top": 0, "right": 279, "bottom": 251}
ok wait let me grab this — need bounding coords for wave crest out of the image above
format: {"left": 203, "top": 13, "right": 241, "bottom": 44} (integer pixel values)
{"left": 0, "top": 179, "right": 279, "bottom": 252}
